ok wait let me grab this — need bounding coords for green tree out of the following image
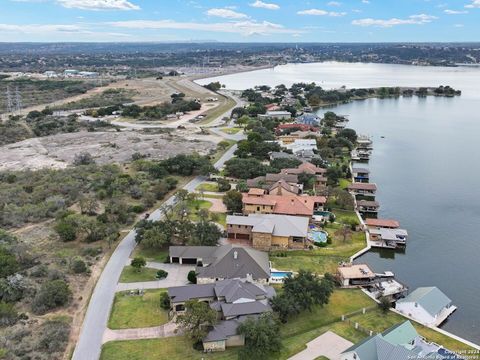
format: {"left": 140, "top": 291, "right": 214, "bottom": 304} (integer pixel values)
{"left": 54, "top": 217, "right": 78, "bottom": 242}
{"left": 160, "top": 292, "right": 171, "bottom": 310}
{"left": 175, "top": 300, "right": 217, "bottom": 344}
{"left": 237, "top": 313, "right": 282, "bottom": 360}
{"left": 187, "top": 270, "right": 197, "bottom": 284}
{"left": 0, "top": 247, "right": 19, "bottom": 279}
{"left": 223, "top": 190, "right": 243, "bottom": 213}
{"left": 32, "top": 279, "right": 71, "bottom": 314}
{"left": 130, "top": 257, "right": 146, "bottom": 272}
{"left": 379, "top": 296, "right": 391, "bottom": 313}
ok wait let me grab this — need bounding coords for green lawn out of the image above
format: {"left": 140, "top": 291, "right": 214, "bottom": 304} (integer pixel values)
{"left": 338, "top": 178, "right": 351, "bottom": 190}
{"left": 270, "top": 223, "right": 366, "bottom": 274}
{"left": 186, "top": 199, "right": 213, "bottom": 222}
{"left": 119, "top": 266, "right": 160, "bottom": 283}
{"left": 220, "top": 127, "right": 241, "bottom": 134}
{"left": 101, "top": 336, "right": 239, "bottom": 360}
{"left": 196, "top": 182, "right": 219, "bottom": 192}
{"left": 131, "top": 247, "right": 169, "bottom": 263}
{"left": 108, "top": 289, "right": 169, "bottom": 329}
{"left": 332, "top": 209, "right": 360, "bottom": 225}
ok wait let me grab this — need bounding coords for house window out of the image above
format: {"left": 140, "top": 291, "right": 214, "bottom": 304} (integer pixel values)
{"left": 257, "top": 206, "right": 260, "bottom": 211}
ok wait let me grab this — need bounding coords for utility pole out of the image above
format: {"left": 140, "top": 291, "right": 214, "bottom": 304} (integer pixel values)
{"left": 15, "top": 86, "right": 22, "bottom": 113}
{"left": 6, "top": 85, "right": 14, "bottom": 113}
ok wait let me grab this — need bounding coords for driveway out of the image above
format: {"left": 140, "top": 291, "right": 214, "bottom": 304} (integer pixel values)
{"left": 102, "top": 322, "right": 178, "bottom": 343}
{"left": 72, "top": 107, "right": 240, "bottom": 360}
{"left": 288, "top": 331, "right": 353, "bottom": 360}
{"left": 116, "top": 262, "right": 194, "bottom": 292}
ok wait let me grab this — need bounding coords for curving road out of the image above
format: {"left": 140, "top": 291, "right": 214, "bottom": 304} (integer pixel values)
{"left": 72, "top": 93, "right": 242, "bottom": 360}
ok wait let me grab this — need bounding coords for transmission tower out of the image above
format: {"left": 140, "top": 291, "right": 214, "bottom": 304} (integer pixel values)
{"left": 15, "top": 86, "right": 23, "bottom": 112}
{"left": 6, "top": 85, "right": 14, "bottom": 113}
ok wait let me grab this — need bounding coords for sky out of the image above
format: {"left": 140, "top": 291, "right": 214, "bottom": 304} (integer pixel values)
{"left": 0, "top": 0, "right": 479, "bottom": 42}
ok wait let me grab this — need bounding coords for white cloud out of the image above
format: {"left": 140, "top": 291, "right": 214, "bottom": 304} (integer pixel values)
{"left": 352, "top": 14, "right": 437, "bottom": 27}
{"left": 444, "top": 9, "right": 468, "bottom": 14}
{"left": 56, "top": 0, "right": 139, "bottom": 10}
{"left": 0, "top": 23, "right": 82, "bottom": 33}
{"left": 206, "top": 8, "right": 249, "bottom": 19}
{"left": 361, "top": 0, "right": 370, "bottom": 3}
{"left": 109, "top": 19, "right": 303, "bottom": 36}
{"left": 297, "top": 9, "right": 346, "bottom": 16}
{"left": 327, "top": 1, "right": 341, "bottom": 6}
{"left": 249, "top": 0, "right": 279, "bottom": 10}
{"left": 454, "top": 23, "right": 464, "bottom": 27}
{"left": 465, "top": 0, "right": 480, "bottom": 8}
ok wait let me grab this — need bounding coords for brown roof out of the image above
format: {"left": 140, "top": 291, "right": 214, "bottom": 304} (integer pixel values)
{"left": 265, "top": 173, "right": 298, "bottom": 184}
{"left": 348, "top": 183, "right": 377, "bottom": 191}
{"left": 248, "top": 188, "right": 266, "bottom": 196}
{"left": 357, "top": 200, "right": 379, "bottom": 207}
{"left": 282, "top": 162, "right": 326, "bottom": 176}
{"left": 365, "top": 219, "right": 400, "bottom": 228}
{"left": 269, "top": 179, "right": 300, "bottom": 195}
{"left": 242, "top": 193, "right": 319, "bottom": 217}
{"left": 337, "top": 264, "right": 375, "bottom": 279}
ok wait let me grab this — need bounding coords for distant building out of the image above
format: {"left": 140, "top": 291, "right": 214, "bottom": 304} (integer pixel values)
{"left": 258, "top": 111, "right": 292, "bottom": 120}
{"left": 348, "top": 182, "right": 377, "bottom": 197}
{"left": 395, "top": 287, "right": 457, "bottom": 326}
{"left": 295, "top": 113, "right": 321, "bottom": 126}
{"left": 365, "top": 218, "right": 400, "bottom": 229}
{"left": 337, "top": 263, "right": 376, "bottom": 287}
{"left": 63, "top": 69, "right": 79, "bottom": 76}
{"left": 352, "top": 167, "right": 370, "bottom": 183}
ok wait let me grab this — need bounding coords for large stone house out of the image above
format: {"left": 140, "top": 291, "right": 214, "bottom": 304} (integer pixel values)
{"left": 226, "top": 213, "right": 309, "bottom": 250}
{"left": 169, "top": 245, "right": 271, "bottom": 284}
{"left": 281, "top": 162, "right": 328, "bottom": 189}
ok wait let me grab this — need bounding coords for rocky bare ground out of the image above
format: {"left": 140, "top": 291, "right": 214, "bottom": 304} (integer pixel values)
{"left": 0, "top": 130, "right": 216, "bottom": 171}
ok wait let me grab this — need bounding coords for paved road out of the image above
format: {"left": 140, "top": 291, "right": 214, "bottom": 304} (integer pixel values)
{"left": 72, "top": 94, "right": 242, "bottom": 360}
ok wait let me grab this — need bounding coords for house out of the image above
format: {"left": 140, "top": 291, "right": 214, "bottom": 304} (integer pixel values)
{"left": 281, "top": 162, "right": 328, "bottom": 188}
{"left": 348, "top": 182, "right": 377, "bottom": 197}
{"left": 369, "top": 228, "right": 408, "bottom": 248}
{"left": 167, "top": 279, "right": 275, "bottom": 352}
{"left": 275, "top": 123, "right": 318, "bottom": 135}
{"left": 277, "top": 131, "right": 319, "bottom": 145}
{"left": 258, "top": 111, "right": 291, "bottom": 120}
{"left": 395, "top": 287, "right": 457, "bottom": 326}
{"left": 337, "top": 263, "right": 376, "bottom": 287}
{"left": 352, "top": 167, "right": 370, "bottom": 183}
{"left": 169, "top": 245, "right": 271, "bottom": 284}
{"left": 357, "top": 200, "right": 380, "bottom": 214}
{"left": 365, "top": 218, "right": 400, "bottom": 229}
{"left": 246, "top": 173, "right": 299, "bottom": 189}
{"left": 356, "top": 135, "right": 373, "bottom": 150}
{"left": 282, "top": 139, "right": 318, "bottom": 154}
{"left": 295, "top": 113, "right": 321, "bottom": 126}
{"left": 341, "top": 321, "right": 458, "bottom": 360}
{"left": 242, "top": 191, "right": 326, "bottom": 217}
{"left": 269, "top": 151, "right": 299, "bottom": 162}
{"left": 226, "top": 214, "right": 309, "bottom": 250}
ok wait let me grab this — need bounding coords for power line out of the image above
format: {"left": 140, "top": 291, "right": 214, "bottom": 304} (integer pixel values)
{"left": 15, "top": 85, "right": 22, "bottom": 112}
{"left": 6, "top": 85, "right": 14, "bottom": 113}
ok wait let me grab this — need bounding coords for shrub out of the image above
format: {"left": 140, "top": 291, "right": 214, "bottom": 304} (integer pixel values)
{"left": 187, "top": 270, "right": 197, "bottom": 284}
{"left": 71, "top": 258, "right": 87, "bottom": 274}
{"left": 31, "top": 280, "right": 71, "bottom": 314}
{"left": 216, "top": 178, "right": 231, "bottom": 192}
{"left": 73, "top": 152, "right": 95, "bottom": 166}
{"left": 30, "top": 264, "right": 48, "bottom": 278}
{"left": 54, "top": 220, "right": 77, "bottom": 242}
{"left": 156, "top": 270, "right": 168, "bottom": 279}
{"left": 160, "top": 292, "right": 170, "bottom": 310}
{"left": 36, "top": 319, "right": 70, "bottom": 352}
{"left": 130, "top": 257, "right": 146, "bottom": 272}
{"left": 0, "top": 301, "right": 19, "bottom": 326}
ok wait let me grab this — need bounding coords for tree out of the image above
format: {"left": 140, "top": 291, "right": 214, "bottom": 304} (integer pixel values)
{"left": 237, "top": 313, "right": 282, "bottom": 360}
{"left": 71, "top": 257, "right": 87, "bottom": 274}
{"left": 270, "top": 293, "right": 301, "bottom": 323}
{"left": 192, "top": 220, "right": 222, "bottom": 246}
{"left": 54, "top": 218, "right": 78, "bottom": 242}
{"left": 73, "top": 152, "right": 95, "bottom": 166}
{"left": 236, "top": 180, "right": 249, "bottom": 193}
{"left": 223, "top": 190, "right": 243, "bottom": 213}
{"left": 160, "top": 292, "right": 171, "bottom": 310}
{"left": 188, "top": 270, "right": 197, "bottom": 284}
{"left": 0, "top": 246, "right": 19, "bottom": 278}
{"left": 335, "top": 225, "right": 352, "bottom": 243}
{"left": 79, "top": 196, "right": 99, "bottom": 215}
{"left": 175, "top": 300, "right": 217, "bottom": 344}
{"left": 130, "top": 257, "right": 146, "bottom": 272}
{"left": 217, "top": 178, "right": 231, "bottom": 192}
{"left": 32, "top": 279, "right": 71, "bottom": 314}
{"left": 379, "top": 296, "right": 391, "bottom": 313}
{"left": 0, "top": 301, "right": 19, "bottom": 326}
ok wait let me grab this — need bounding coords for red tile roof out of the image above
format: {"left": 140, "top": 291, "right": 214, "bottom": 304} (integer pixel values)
{"left": 242, "top": 193, "right": 326, "bottom": 217}
{"left": 348, "top": 183, "right": 377, "bottom": 191}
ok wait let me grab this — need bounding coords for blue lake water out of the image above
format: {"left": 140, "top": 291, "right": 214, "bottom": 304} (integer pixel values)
{"left": 198, "top": 62, "right": 480, "bottom": 343}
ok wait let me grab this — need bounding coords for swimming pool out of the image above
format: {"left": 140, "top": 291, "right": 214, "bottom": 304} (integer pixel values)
{"left": 271, "top": 271, "right": 293, "bottom": 279}
{"left": 308, "top": 230, "right": 328, "bottom": 243}
{"left": 313, "top": 210, "right": 334, "bottom": 218}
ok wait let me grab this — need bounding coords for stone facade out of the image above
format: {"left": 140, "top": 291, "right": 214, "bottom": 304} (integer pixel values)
{"left": 243, "top": 203, "right": 274, "bottom": 214}
{"left": 203, "top": 340, "right": 226, "bottom": 352}
{"left": 252, "top": 232, "right": 273, "bottom": 251}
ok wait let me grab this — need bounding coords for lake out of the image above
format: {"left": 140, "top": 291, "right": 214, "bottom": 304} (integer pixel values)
{"left": 198, "top": 62, "right": 480, "bottom": 343}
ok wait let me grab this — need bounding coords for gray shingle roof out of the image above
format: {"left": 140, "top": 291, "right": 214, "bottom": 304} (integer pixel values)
{"left": 168, "top": 283, "right": 215, "bottom": 303}
{"left": 396, "top": 287, "right": 451, "bottom": 317}
{"left": 226, "top": 214, "right": 309, "bottom": 238}
{"left": 196, "top": 245, "right": 270, "bottom": 281}
{"left": 169, "top": 246, "right": 217, "bottom": 260}
{"left": 214, "top": 279, "right": 266, "bottom": 303}
{"left": 221, "top": 301, "right": 270, "bottom": 318}
{"left": 203, "top": 319, "right": 240, "bottom": 342}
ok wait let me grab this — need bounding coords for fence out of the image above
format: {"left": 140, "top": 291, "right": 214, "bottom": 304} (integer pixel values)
{"left": 341, "top": 305, "right": 378, "bottom": 337}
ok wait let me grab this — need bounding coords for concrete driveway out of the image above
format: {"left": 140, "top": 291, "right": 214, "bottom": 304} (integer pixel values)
{"left": 116, "top": 262, "right": 194, "bottom": 292}
{"left": 102, "top": 321, "right": 179, "bottom": 343}
{"left": 288, "top": 331, "right": 353, "bottom": 360}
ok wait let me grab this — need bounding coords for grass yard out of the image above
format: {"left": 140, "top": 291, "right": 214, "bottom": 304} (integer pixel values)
{"left": 186, "top": 199, "right": 213, "bottom": 221}
{"left": 332, "top": 209, "right": 360, "bottom": 225}
{"left": 195, "top": 182, "right": 219, "bottom": 192}
{"left": 131, "top": 247, "right": 169, "bottom": 263}
{"left": 119, "top": 266, "right": 159, "bottom": 283}
{"left": 108, "top": 289, "right": 169, "bottom": 329}
{"left": 101, "top": 336, "right": 238, "bottom": 360}
{"left": 220, "top": 127, "right": 242, "bottom": 134}
{"left": 270, "top": 221, "right": 366, "bottom": 274}
{"left": 338, "top": 178, "right": 352, "bottom": 190}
